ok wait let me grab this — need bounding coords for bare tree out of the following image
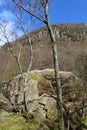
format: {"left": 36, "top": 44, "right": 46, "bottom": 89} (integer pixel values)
{"left": 0, "top": 20, "right": 23, "bottom": 74}
{"left": 13, "top": 5, "right": 33, "bottom": 111}
{"left": 11, "top": 0, "right": 64, "bottom": 129}
{"left": 0, "top": 12, "right": 33, "bottom": 112}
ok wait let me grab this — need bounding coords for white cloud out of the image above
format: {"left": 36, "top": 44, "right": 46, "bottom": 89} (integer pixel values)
{"left": 0, "top": 10, "right": 23, "bottom": 46}
{"left": 0, "top": 21, "right": 14, "bottom": 46}
{"left": 0, "top": 10, "right": 15, "bottom": 21}
{"left": 0, "top": 21, "right": 23, "bottom": 46}
{"left": 0, "top": 1, "right": 24, "bottom": 46}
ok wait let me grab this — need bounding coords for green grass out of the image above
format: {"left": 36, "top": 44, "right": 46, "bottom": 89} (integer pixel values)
{"left": 0, "top": 114, "right": 39, "bottom": 130}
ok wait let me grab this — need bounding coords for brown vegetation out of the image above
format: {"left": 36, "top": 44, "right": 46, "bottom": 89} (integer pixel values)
{"left": 0, "top": 24, "right": 87, "bottom": 82}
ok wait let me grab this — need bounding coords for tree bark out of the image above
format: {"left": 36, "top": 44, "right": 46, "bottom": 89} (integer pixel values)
{"left": 44, "top": 1, "right": 64, "bottom": 130}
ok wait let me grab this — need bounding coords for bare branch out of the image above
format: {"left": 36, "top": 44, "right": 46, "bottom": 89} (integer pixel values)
{"left": 11, "top": 0, "right": 46, "bottom": 23}
{"left": 0, "top": 22, "right": 23, "bottom": 74}
{"left": 70, "top": 104, "right": 87, "bottom": 115}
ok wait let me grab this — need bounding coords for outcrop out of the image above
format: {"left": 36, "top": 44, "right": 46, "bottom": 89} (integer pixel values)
{"left": 0, "top": 69, "right": 77, "bottom": 119}
{"left": 30, "top": 24, "right": 87, "bottom": 42}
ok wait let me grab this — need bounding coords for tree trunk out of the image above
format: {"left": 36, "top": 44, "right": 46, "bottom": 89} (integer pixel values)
{"left": 23, "top": 37, "right": 33, "bottom": 112}
{"left": 44, "top": 2, "right": 64, "bottom": 130}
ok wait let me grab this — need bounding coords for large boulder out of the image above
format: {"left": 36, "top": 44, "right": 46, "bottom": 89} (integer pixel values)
{"left": 0, "top": 69, "right": 78, "bottom": 121}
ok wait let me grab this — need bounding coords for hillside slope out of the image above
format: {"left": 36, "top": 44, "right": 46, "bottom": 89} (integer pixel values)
{"left": 0, "top": 23, "right": 87, "bottom": 81}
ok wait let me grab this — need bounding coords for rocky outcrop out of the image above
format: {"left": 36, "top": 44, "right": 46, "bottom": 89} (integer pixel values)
{"left": 0, "top": 69, "right": 78, "bottom": 121}
{"left": 31, "top": 24, "right": 87, "bottom": 42}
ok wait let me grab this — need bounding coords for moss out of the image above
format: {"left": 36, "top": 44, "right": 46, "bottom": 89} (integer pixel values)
{"left": 27, "top": 69, "right": 55, "bottom": 82}
{"left": 46, "top": 105, "right": 58, "bottom": 121}
{"left": 43, "top": 120, "right": 58, "bottom": 130}
{"left": 0, "top": 114, "right": 26, "bottom": 130}
{"left": 22, "top": 111, "right": 34, "bottom": 121}
{"left": 0, "top": 113, "right": 40, "bottom": 130}
{"left": 45, "top": 99, "right": 58, "bottom": 121}
{"left": 27, "top": 71, "right": 42, "bottom": 81}
{"left": 0, "top": 112, "right": 58, "bottom": 130}
{"left": 82, "top": 116, "right": 87, "bottom": 126}
{"left": 27, "top": 120, "right": 39, "bottom": 130}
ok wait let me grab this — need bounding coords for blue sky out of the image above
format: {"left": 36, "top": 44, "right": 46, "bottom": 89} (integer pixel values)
{"left": 50, "top": 0, "right": 87, "bottom": 24}
{"left": 0, "top": 0, "right": 87, "bottom": 45}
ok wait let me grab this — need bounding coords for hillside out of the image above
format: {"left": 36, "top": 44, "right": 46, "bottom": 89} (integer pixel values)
{"left": 0, "top": 23, "right": 87, "bottom": 82}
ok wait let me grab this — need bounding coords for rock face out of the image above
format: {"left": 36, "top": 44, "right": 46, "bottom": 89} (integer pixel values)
{"left": 0, "top": 69, "right": 78, "bottom": 122}
{"left": 31, "top": 24, "right": 87, "bottom": 42}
